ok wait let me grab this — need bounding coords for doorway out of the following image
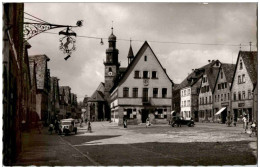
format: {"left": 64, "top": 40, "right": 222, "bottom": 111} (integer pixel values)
{"left": 142, "top": 109, "right": 149, "bottom": 123}
{"left": 194, "top": 111, "right": 199, "bottom": 122}
{"left": 221, "top": 108, "right": 227, "bottom": 124}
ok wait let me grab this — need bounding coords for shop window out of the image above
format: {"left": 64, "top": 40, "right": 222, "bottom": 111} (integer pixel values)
{"left": 133, "top": 88, "right": 138, "bottom": 98}
{"left": 123, "top": 87, "right": 129, "bottom": 97}
{"left": 153, "top": 88, "right": 158, "bottom": 98}
{"left": 155, "top": 109, "right": 167, "bottom": 119}
{"left": 124, "top": 108, "right": 137, "bottom": 119}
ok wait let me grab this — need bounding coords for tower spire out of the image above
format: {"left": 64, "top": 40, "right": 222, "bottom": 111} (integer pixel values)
{"left": 111, "top": 21, "right": 113, "bottom": 34}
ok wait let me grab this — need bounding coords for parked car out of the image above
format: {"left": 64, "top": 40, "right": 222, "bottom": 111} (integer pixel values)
{"left": 171, "top": 116, "right": 195, "bottom": 127}
{"left": 59, "top": 118, "right": 77, "bottom": 135}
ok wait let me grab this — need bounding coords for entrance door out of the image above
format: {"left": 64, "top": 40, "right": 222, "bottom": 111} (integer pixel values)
{"left": 221, "top": 108, "right": 227, "bottom": 124}
{"left": 234, "top": 109, "right": 238, "bottom": 122}
{"left": 194, "top": 111, "right": 199, "bottom": 122}
{"left": 142, "top": 109, "right": 149, "bottom": 123}
{"left": 98, "top": 103, "right": 103, "bottom": 120}
{"left": 248, "top": 108, "right": 252, "bottom": 122}
{"left": 142, "top": 88, "right": 149, "bottom": 102}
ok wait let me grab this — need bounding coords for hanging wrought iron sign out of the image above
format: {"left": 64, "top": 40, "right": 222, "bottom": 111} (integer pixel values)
{"left": 59, "top": 27, "right": 77, "bottom": 60}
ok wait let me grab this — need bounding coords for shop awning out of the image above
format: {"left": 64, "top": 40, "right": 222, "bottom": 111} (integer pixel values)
{"left": 215, "top": 107, "right": 226, "bottom": 116}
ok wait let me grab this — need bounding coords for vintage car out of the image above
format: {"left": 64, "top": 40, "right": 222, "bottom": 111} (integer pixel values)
{"left": 59, "top": 118, "right": 77, "bottom": 135}
{"left": 171, "top": 116, "right": 195, "bottom": 127}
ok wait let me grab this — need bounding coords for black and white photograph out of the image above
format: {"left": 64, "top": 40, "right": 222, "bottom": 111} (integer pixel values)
{"left": 2, "top": 2, "right": 258, "bottom": 166}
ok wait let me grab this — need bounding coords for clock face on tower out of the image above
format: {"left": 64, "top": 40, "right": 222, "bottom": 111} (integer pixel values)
{"left": 108, "top": 71, "right": 113, "bottom": 76}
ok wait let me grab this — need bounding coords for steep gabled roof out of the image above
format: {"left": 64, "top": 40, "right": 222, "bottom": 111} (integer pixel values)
{"left": 127, "top": 45, "right": 134, "bottom": 58}
{"left": 205, "top": 66, "right": 220, "bottom": 91}
{"left": 230, "top": 51, "right": 257, "bottom": 90}
{"left": 212, "top": 63, "right": 235, "bottom": 93}
{"left": 110, "top": 41, "right": 173, "bottom": 93}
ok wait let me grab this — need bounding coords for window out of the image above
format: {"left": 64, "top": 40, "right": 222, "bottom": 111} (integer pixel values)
{"left": 123, "top": 87, "right": 129, "bottom": 97}
{"left": 187, "top": 100, "right": 190, "bottom": 107}
{"left": 206, "top": 86, "right": 209, "bottom": 92}
{"left": 181, "top": 101, "right": 183, "bottom": 107}
{"left": 221, "top": 94, "right": 223, "bottom": 101}
{"left": 228, "top": 93, "right": 230, "bottom": 100}
{"left": 143, "top": 71, "right": 149, "bottom": 78}
{"left": 202, "top": 97, "right": 204, "bottom": 104}
{"left": 181, "top": 90, "right": 183, "bottom": 97}
{"left": 225, "top": 82, "right": 227, "bottom": 88}
{"left": 188, "top": 89, "right": 191, "bottom": 95}
{"left": 162, "top": 88, "right": 167, "bottom": 98}
{"left": 124, "top": 108, "right": 137, "bottom": 119}
{"left": 233, "top": 92, "right": 236, "bottom": 101}
{"left": 134, "top": 71, "right": 140, "bottom": 78}
{"left": 218, "top": 95, "right": 220, "bottom": 102}
{"left": 221, "top": 83, "right": 224, "bottom": 89}
{"left": 155, "top": 109, "right": 166, "bottom": 119}
{"left": 215, "top": 95, "right": 217, "bottom": 102}
{"left": 205, "top": 97, "right": 207, "bottom": 104}
{"left": 218, "top": 84, "right": 221, "bottom": 90}
{"left": 221, "top": 71, "right": 223, "bottom": 79}
{"left": 238, "top": 75, "right": 241, "bottom": 84}
{"left": 200, "top": 98, "right": 201, "bottom": 105}
{"left": 238, "top": 91, "right": 241, "bottom": 100}
{"left": 109, "top": 67, "right": 112, "bottom": 72}
{"left": 248, "top": 90, "right": 252, "bottom": 99}
{"left": 133, "top": 88, "right": 138, "bottom": 98}
{"left": 184, "top": 90, "right": 186, "bottom": 96}
{"left": 224, "top": 94, "right": 226, "bottom": 101}
{"left": 242, "top": 74, "right": 245, "bottom": 83}
{"left": 152, "top": 71, "right": 157, "bottom": 79}
{"left": 144, "top": 56, "right": 147, "bottom": 61}
{"left": 240, "top": 60, "right": 243, "bottom": 70}
{"left": 184, "top": 101, "right": 186, "bottom": 107}
{"left": 209, "top": 96, "right": 211, "bottom": 103}
{"left": 153, "top": 88, "right": 158, "bottom": 98}
{"left": 242, "top": 91, "right": 245, "bottom": 99}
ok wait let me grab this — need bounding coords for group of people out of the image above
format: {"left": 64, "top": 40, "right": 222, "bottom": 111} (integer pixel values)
{"left": 242, "top": 115, "right": 257, "bottom": 137}
{"left": 48, "top": 119, "right": 61, "bottom": 134}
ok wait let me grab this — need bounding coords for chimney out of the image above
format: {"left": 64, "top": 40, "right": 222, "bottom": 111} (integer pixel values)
{"left": 192, "top": 69, "right": 194, "bottom": 72}
{"left": 208, "top": 60, "right": 211, "bottom": 63}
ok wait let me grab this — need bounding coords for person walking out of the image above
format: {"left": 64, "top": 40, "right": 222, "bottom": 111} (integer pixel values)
{"left": 87, "top": 120, "right": 92, "bottom": 133}
{"left": 123, "top": 118, "right": 127, "bottom": 128}
{"left": 146, "top": 117, "right": 150, "bottom": 128}
{"left": 242, "top": 115, "right": 248, "bottom": 133}
{"left": 249, "top": 121, "right": 257, "bottom": 137}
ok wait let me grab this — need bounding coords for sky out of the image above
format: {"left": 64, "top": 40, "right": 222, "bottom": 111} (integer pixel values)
{"left": 24, "top": 3, "right": 257, "bottom": 102}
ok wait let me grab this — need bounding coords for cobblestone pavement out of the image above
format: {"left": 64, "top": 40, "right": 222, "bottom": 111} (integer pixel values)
{"left": 76, "top": 122, "right": 257, "bottom": 145}
{"left": 15, "top": 122, "right": 257, "bottom": 166}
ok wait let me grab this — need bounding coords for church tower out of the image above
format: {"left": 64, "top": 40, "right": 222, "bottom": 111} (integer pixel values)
{"left": 127, "top": 41, "right": 134, "bottom": 65}
{"left": 104, "top": 27, "right": 120, "bottom": 104}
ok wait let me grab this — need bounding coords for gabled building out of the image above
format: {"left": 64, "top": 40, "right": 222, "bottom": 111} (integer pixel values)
{"left": 230, "top": 51, "right": 257, "bottom": 123}
{"left": 29, "top": 54, "right": 50, "bottom": 125}
{"left": 87, "top": 82, "right": 106, "bottom": 121}
{"left": 212, "top": 63, "right": 235, "bottom": 123}
{"left": 110, "top": 41, "right": 173, "bottom": 125}
{"left": 198, "top": 60, "right": 221, "bottom": 122}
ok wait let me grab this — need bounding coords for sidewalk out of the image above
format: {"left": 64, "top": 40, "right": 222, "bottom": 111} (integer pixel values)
{"left": 15, "top": 127, "right": 94, "bottom": 166}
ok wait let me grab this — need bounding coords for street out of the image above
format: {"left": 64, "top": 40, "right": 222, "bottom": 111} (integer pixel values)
{"left": 15, "top": 122, "right": 257, "bottom": 166}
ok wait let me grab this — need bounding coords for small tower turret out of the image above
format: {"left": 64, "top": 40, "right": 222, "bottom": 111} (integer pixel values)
{"left": 127, "top": 40, "right": 134, "bottom": 65}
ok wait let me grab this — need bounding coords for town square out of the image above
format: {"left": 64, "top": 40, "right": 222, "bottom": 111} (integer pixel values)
{"left": 2, "top": 2, "right": 258, "bottom": 166}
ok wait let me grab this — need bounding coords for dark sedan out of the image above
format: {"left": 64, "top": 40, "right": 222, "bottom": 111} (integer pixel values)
{"left": 171, "top": 116, "right": 195, "bottom": 127}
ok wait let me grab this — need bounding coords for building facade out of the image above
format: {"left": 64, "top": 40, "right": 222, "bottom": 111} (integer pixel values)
{"left": 29, "top": 55, "right": 50, "bottom": 126}
{"left": 198, "top": 60, "right": 221, "bottom": 122}
{"left": 212, "top": 63, "right": 235, "bottom": 123}
{"left": 110, "top": 41, "right": 173, "bottom": 125}
{"left": 231, "top": 51, "right": 257, "bottom": 123}
{"left": 172, "top": 84, "right": 181, "bottom": 116}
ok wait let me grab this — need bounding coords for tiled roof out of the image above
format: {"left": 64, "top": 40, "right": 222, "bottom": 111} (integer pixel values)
{"left": 88, "top": 90, "right": 105, "bottom": 102}
{"left": 241, "top": 51, "right": 257, "bottom": 85}
{"left": 29, "top": 55, "right": 50, "bottom": 90}
{"left": 221, "top": 63, "right": 236, "bottom": 83}
{"left": 110, "top": 41, "right": 173, "bottom": 93}
{"left": 178, "top": 60, "right": 221, "bottom": 90}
